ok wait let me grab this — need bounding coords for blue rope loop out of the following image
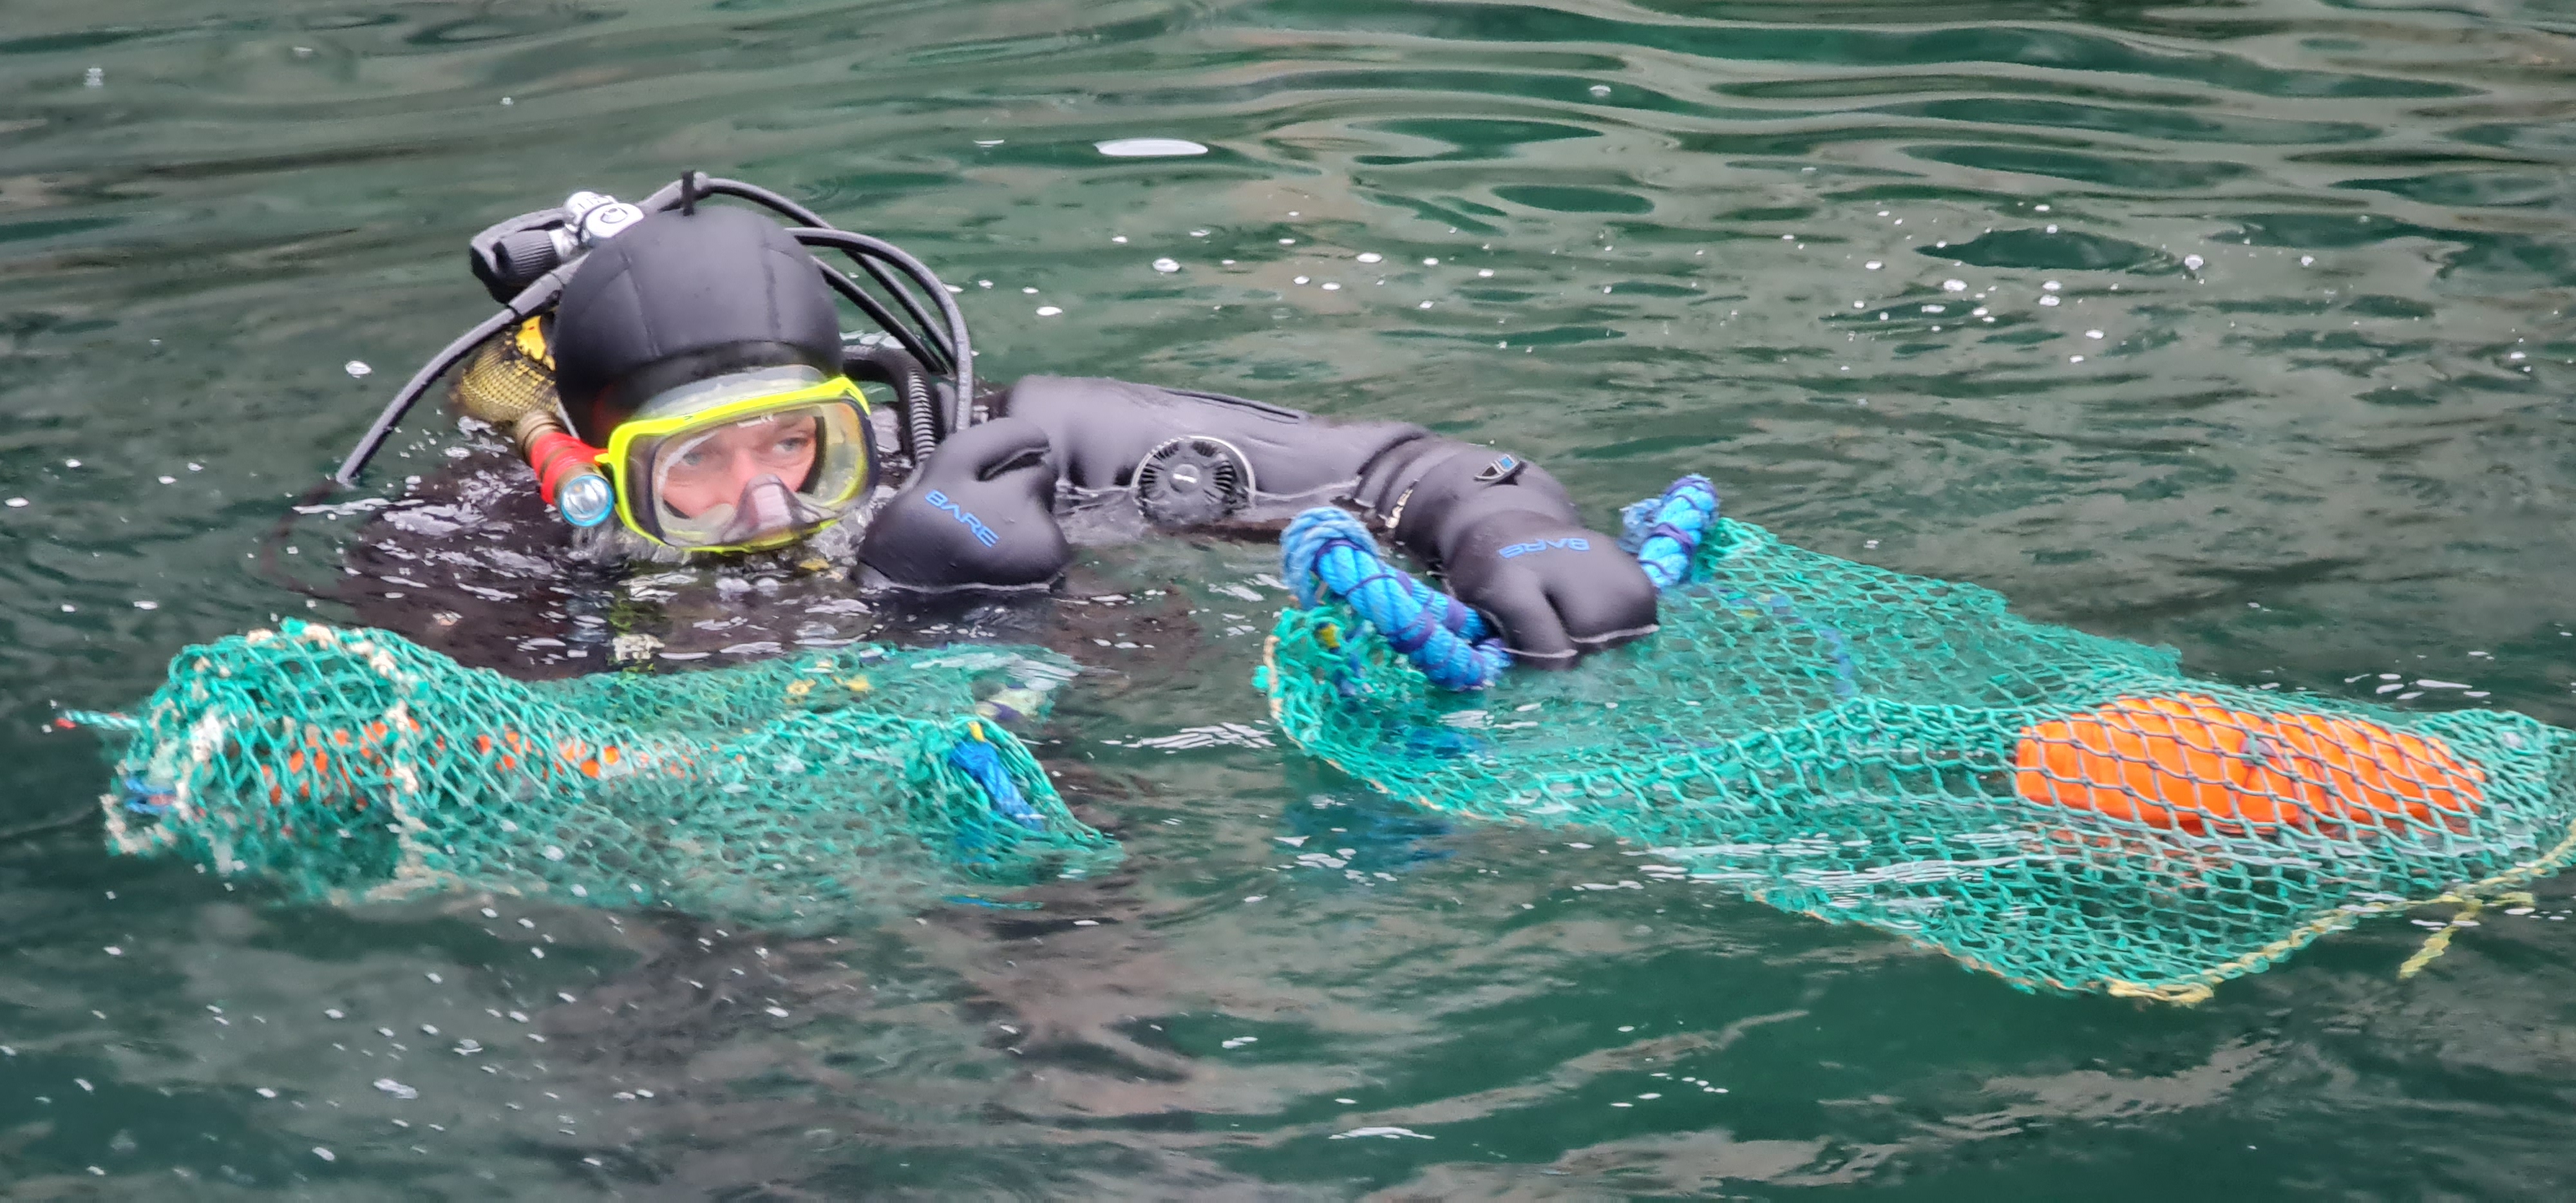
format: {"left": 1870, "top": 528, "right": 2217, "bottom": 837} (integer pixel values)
{"left": 947, "top": 728, "right": 1048, "bottom": 832}
{"left": 1282, "top": 509, "right": 1512, "bottom": 692}
{"left": 1280, "top": 478, "right": 1721, "bottom": 693}
{"left": 117, "top": 774, "right": 175, "bottom": 815}
{"left": 1619, "top": 474, "right": 1719, "bottom": 592}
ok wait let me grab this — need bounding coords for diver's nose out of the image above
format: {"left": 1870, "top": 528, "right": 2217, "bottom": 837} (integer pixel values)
{"left": 733, "top": 474, "right": 799, "bottom": 536}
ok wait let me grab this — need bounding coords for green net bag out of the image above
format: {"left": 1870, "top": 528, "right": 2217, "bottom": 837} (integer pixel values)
{"left": 76, "top": 621, "right": 1119, "bottom": 927}
{"left": 1258, "top": 495, "right": 2576, "bottom": 1001}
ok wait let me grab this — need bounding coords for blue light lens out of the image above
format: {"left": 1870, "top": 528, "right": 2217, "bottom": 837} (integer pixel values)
{"left": 558, "top": 472, "right": 614, "bottom": 527}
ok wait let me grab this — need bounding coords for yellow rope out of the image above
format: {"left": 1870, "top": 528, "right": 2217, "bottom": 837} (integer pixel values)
{"left": 2398, "top": 899, "right": 2474, "bottom": 979}
{"left": 2396, "top": 891, "right": 2536, "bottom": 980}
{"left": 2125, "top": 809, "right": 2576, "bottom": 1000}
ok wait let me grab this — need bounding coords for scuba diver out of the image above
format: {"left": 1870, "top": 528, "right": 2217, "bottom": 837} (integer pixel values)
{"left": 330, "top": 173, "right": 1656, "bottom": 668}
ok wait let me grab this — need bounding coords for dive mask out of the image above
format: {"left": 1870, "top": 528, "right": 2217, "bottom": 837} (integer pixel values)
{"left": 601, "top": 366, "right": 875, "bottom": 553}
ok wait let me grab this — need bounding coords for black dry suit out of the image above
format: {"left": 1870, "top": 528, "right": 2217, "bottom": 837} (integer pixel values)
{"left": 361, "top": 187, "right": 1656, "bottom": 665}
{"left": 891, "top": 377, "right": 1660, "bottom": 663}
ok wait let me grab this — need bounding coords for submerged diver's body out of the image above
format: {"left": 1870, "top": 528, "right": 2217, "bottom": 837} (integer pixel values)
{"left": 337, "top": 180, "right": 1656, "bottom": 672}
{"left": 340, "top": 439, "right": 1206, "bottom": 678}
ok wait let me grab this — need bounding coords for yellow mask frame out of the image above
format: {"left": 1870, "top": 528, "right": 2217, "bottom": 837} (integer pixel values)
{"left": 597, "top": 375, "right": 875, "bottom": 553}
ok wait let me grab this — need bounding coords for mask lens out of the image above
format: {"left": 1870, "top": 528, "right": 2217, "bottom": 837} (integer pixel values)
{"left": 623, "top": 390, "right": 871, "bottom": 550}
{"left": 656, "top": 411, "right": 825, "bottom": 517}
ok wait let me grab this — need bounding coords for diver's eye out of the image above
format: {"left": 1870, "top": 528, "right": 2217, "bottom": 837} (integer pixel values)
{"left": 757, "top": 419, "right": 821, "bottom": 463}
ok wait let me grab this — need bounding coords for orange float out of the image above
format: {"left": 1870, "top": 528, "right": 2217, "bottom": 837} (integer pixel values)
{"left": 2013, "top": 694, "right": 2485, "bottom": 835}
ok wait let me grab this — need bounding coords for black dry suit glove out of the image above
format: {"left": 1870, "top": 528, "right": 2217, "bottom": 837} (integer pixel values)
{"left": 858, "top": 416, "right": 1071, "bottom": 589}
{"left": 1367, "top": 442, "right": 1658, "bottom": 667}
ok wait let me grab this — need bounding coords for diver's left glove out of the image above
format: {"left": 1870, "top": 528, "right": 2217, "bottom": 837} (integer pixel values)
{"left": 858, "top": 416, "right": 1071, "bottom": 589}
{"left": 1361, "top": 439, "right": 1658, "bottom": 666}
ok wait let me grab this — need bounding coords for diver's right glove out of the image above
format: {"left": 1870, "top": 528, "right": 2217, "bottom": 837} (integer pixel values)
{"left": 858, "top": 416, "right": 1071, "bottom": 589}
{"left": 1361, "top": 440, "right": 1658, "bottom": 666}
{"left": 1439, "top": 508, "right": 1659, "bottom": 665}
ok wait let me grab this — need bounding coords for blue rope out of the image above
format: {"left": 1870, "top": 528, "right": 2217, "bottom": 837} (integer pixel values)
{"left": 117, "top": 775, "right": 174, "bottom": 815}
{"left": 1280, "top": 477, "right": 1724, "bottom": 693}
{"left": 1283, "top": 509, "right": 1512, "bottom": 691}
{"left": 1620, "top": 475, "right": 1719, "bottom": 592}
{"left": 1766, "top": 595, "right": 1861, "bottom": 699}
{"left": 947, "top": 731, "right": 1048, "bottom": 832}
{"left": 60, "top": 712, "right": 171, "bottom": 813}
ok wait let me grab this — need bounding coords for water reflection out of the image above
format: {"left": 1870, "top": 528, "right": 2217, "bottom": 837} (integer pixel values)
{"left": 6, "top": 0, "right": 2576, "bottom": 1195}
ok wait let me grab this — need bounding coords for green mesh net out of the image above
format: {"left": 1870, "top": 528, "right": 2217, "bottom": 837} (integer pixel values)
{"left": 1258, "top": 515, "right": 2576, "bottom": 1002}
{"left": 81, "top": 621, "right": 1119, "bottom": 927}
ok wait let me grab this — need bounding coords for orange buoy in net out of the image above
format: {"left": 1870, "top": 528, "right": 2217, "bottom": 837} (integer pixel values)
{"left": 2014, "top": 694, "right": 2485, "bottom": 835}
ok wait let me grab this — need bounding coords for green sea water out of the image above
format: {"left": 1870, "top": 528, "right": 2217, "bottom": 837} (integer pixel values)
{"left": 6, "top": 0, "right": 2576, "bottom": 1195}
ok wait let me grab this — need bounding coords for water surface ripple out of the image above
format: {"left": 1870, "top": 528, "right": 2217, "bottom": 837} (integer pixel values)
{"left": 5, "top": 0, "right": 2576, "bottom": 1196}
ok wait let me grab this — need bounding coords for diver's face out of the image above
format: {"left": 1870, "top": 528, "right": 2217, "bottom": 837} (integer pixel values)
{"left": 658, "top": 415, "right": 820, "bottom": 519}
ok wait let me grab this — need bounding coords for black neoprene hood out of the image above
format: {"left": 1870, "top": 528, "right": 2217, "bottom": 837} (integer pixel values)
{"left": 549, "top": 206, "right": 844, "bottom": 444}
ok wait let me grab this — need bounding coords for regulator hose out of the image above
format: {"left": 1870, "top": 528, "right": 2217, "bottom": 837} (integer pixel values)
{"left": 846, "top": 345, "right": 943, "bottom": 464}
